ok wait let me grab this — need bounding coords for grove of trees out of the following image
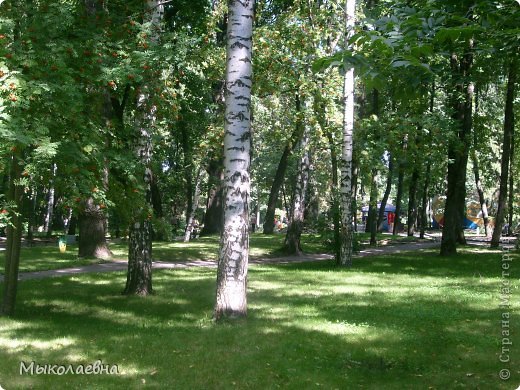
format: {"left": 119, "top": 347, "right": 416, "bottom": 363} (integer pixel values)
{"left": 1, "top": 0, "right": 518, "bottom": 317}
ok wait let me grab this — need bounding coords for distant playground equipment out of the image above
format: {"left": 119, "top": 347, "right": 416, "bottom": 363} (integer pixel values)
{"left": 361, "top": 204, "right": 396, "bottom": 232}
{"left": 431, "top": 195, "right": 488, "bottom": 230}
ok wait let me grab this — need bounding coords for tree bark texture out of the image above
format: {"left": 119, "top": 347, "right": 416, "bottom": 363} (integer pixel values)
{"left": 124, "top": 0, "right": 164, "bottom": 295}
{"left": 285, "top": 109, "right": 310, "bottom": 255}
{"left": 338, "top": 0, "right": 356, "bottom": 267}
{"left": 440, "top": 46, "right": 473, "bottom": 256}
{"left": 491, "top": 59, "right": 516, "bottom": 248}
{"left": 78, "top": 198, "right": 112, "bottom": 259}
{"left": 215, "top": 0, "right": 254, "bottom": 320}
{"left": 1, "top": 151, "right": 24, "bottom": 316}
{"left": 124, "top": 220, "right": 153, "bottom": 295}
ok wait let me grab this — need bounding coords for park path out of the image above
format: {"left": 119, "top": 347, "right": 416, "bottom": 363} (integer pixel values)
{"left": 2, "top": 240, "right": 442, "bottom": 282}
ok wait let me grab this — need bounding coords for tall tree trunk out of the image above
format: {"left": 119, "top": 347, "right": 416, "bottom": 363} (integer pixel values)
{"left": 285, "top": 109, "right": 310, "bottom": 255}
{"left": 326, "top": 130, "right": 341, "bottom": 262}
{"left": 491, "top": 59, "right": 516, "bottom": 248}
{"left": 181, "top": 120, "right": 193, "bottom": 225}
{"left": 377, "top": 156, "right": 393, "bottom": 233}
{"left": 351, "top": 153, "right": 359, "bottom": 232}
{"left": 25, "top": 187, "right": 37, "bottom": 241}
{"left": 200, "top": 158, "right": 224, "bottom": 236}
{"left": 184, "top": 168, "right": 203, "bottom": 242}
{"left": 507, "top": 129, "right": 515, "bottom": 236}
{"left": 419, "top": 163, "right": 430, "bottom": 239}
{"left": 440, "top": 45, "right": 473, "bottom": 256}
{"left": 407, "top": 168, "right": 419, "bottom": 236}
{"left": 1, "top": 150, "right": 24, "bottom": 316}
{"left": 150, "top": 171, "right": 163, "bottom": 218}
{"left": 263, "top": 97, "right": 305, "bottom": 234}
{"left": 368, "top": 169, "right": 378, "bottom": 245}
{"left": 471, "top": 149, "right": 490, "bottom": 236}
{"left": 43, "top": 163, "right": 56, "bottom": 236}
{"left": 315, "top": 77, "right": 340, "bottom": 259}
{"left": 472, "top": 86, "right": 490, "bottom": 236}
{"left": 68, "top": 215, "right": 77, "bottom": 235}
{"left": 338, "top": 0, "right": 356, "bottom": 267}
{"left": 124, "top": 0, "right": 164, "bottom": 295}
{"left": 214, "top": 0, "right": 254, "bottom": 320}
{"left": 393, "top": 163, "right": 404, "bottom": 236}
{"left": 78, "top": 0, "right": 112, "bottom": 259}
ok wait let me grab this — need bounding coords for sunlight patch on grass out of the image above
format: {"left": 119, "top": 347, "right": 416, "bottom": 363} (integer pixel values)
{"left": 1, "top": 247, "right": 518, "bottom": 389}
{"left": 0, "top": 335, "right": 75, "bottom": 352}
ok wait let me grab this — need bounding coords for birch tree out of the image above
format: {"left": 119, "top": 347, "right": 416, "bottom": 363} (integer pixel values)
{"left": 214, "top": 0, "right": 254, "bottom": 320}
{"left": 123, "top": 0, "right": 164, "bottom": 295}
{"left": 338, "top": 0, "right": 355, "bottom": 267}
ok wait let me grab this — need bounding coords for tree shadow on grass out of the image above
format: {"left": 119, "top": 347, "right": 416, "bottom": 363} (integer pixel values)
{"left": 272, "top": 248, "right": 518, "bottom": 280}
{"left": 0, "top": 259, "right": 517, "bottom": 389}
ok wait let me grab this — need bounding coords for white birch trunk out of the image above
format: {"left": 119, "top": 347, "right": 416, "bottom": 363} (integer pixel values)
{"left": 124, "top": 0, "right": 164, "bottom": 295}
{"left": 43, "top": 163, "right": 57, "bottom": 234}
{"left": 339, "top": 0, "right": 356, "bottom": 267}
{"left": 215, "top": 0, "right": 254, "bottom": 320}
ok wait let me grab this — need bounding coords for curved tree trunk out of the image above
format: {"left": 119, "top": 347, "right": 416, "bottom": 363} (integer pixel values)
{"left": 285, "top": 106, "right": 310, "bottom": 255}
{"left": 215, "top": 0, "right": 254, "bottom": 320}
{"left": 491, "top": 59, "right": 516, "bottom": 248}
{"left": 263, "top": 96, "right": 305, "bottom": 234}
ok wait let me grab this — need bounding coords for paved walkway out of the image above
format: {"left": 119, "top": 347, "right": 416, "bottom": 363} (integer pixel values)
{"left": 3, "top": 236, "right": 517, "bottom": 282}
{"left": 1, "top": 240, "right": 444, "bottom": 282}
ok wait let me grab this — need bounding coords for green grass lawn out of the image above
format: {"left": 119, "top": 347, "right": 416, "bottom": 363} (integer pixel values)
{"left": 7, "top": 232, "right": 430, "bottom": 275}
{"left": 4, "top": 233, "right": 330, "bottom": 274}
{"left": 0, "top": 248, "right": 518, "bottom": 389}
{"left": 13, "top": 245, "right": 108, "bottom": 273}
